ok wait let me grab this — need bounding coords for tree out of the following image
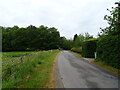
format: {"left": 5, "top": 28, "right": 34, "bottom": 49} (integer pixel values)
{"left": 73, "top": 36, "right": 81, "bottom": 47}
{"left": 73, "top": 33, "right": 93, "bottom": 47}
{"left": 73, "top": 34, "right": 78, "bottom": 41}
{"left": 2, "top": 25, "right": 62, "bottom": 51}
{"left": 60, "top": 37, "right": 73, "bottom": 50}
{"left": 84, "top": 32, "right": 93, "bottom": 40}
{"left": 96, "top": 2, "right": 120, "bottom": 69}
{"left": 99, "top": 2, "right": 120, "bottom": 36}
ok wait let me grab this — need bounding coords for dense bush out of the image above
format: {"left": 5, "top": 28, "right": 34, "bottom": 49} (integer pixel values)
{"left": 82, "top": 38, "right": 98, "bottom": 58}
{"left": 96, "top": 35, "right": 120, "bottom": 69}
{"left": 71, "top": 47, "right": 82, "bottom": 53}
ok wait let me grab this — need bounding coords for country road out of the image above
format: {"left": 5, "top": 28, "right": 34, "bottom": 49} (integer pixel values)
{"left": 55, "top": 50, "right": 119, "bottom": 88}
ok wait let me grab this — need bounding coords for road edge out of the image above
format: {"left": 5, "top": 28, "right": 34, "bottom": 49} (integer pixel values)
{"left": 55, "top": 51, "right": 64, "bottom": 88}
{"left": 69, "top": 51, "right": 119, "bottom": 78}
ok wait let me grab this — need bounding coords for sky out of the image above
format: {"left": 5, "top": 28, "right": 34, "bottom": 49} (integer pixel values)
{"left": 0, "top": 0, "right": 119, "bottom": 39}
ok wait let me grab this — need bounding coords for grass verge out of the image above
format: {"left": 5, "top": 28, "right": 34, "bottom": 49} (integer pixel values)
{"left": 70, "top": 51, "right": 120, "bottom": 76}
{"left": 92, "top": 60, "right": 120, "bottom": 76}
{"left": 2, "top": 50, "right": 60, "bottom": 88}
{"left": 69, "top": 51, "right": 82, "bottom": 58}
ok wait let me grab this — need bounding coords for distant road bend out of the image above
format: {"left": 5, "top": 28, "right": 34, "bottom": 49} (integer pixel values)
{"left": 55, "top": 50, "right": 119, "bottom": 88}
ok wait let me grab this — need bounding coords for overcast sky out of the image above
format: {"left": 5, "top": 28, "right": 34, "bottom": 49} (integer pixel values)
{"left": 0, "top": 0, "right": 119, "bottom": 38}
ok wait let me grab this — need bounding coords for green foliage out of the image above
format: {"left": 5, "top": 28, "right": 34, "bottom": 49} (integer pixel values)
{"left": 71, "top": 33, "right": 93, "bottom": 55}
{"left": 71, "top": 47, "right": 82, "bottom": 53}
{"left": 73, "top": 33, "right": 93, "bottom": 47}
{"left": 82, "top": 38, "right": 98, "bottom": 58}
{"left": 73, "top": 36, "right": 82, "bottom": 47}
{"left": 96, "top": 35, "right": 120, "bottom": 69}
{"left": 84, "top": 32, "right": 93, "bottom": 40}
{"left": 99, "top": 2, "right": 120, "bottom": 36}
{"left": 60, "top": 37, "right": 73, "bottom": 50}
{"left": 97, "top": 2, "right": 120, "bottom": 69}
{"left": 2, "top": 25, "right": 61, "bottom": 51}
{"left": 73, "top": 34, "right": 78, "bottom": 41}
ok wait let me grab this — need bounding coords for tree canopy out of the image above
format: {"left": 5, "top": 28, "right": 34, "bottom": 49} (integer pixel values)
{"left": 99, "top": 2, "right": 120, "bottom": 36}
{"left": 2, "top": 25, "right": 61, "bottom": 51}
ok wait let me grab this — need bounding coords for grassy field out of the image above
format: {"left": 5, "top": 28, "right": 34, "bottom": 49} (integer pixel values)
{"left": 2, "top": 50, "right": 60, "bottom": 88}
{"left": 2, "top": 51, "right": 35, "bottom": 61}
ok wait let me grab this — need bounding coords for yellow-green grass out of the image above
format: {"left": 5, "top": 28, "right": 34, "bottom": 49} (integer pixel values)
{"left": 92, "top": 60, "right": 120, "bottom": 76}
{"left": 69, "top": 51, "right": 82, "bottom": 58}
{"left": 2, "top": 50, "right": 60, "bottom": 88}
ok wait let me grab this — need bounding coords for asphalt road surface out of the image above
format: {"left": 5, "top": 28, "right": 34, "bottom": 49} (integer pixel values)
{"left": 56, "top": 50, "right": 119, "bottom": 88}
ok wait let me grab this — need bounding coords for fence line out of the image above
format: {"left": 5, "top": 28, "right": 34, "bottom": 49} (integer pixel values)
{"left": 2, "top": 53, "right": 32, "bottom": 65}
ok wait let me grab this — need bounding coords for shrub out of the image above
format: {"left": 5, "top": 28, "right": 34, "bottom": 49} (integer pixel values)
{"left": 96, "top": 35, "right": 120, "bottom": 69}
{"left": 71, "top": 47, "right": 82, "bottom": 53}
{"left": 82, "top": 38, "right": 98, "bottom": 58}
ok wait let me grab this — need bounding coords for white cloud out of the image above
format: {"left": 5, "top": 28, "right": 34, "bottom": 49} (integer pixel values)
{"left": 0, "top": 0, "right": 119, "bottom": 38}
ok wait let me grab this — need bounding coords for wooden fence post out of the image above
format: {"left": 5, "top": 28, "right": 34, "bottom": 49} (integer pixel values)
{"left": 20, "top": 56, "right": 23, "bottom": 63}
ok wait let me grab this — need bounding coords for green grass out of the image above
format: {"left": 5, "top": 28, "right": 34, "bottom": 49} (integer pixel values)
{"left": 92, "top": 60, "right": 120, "bottom": 76}
{"left": 2, "top": 51, "right": 35, "bottom": 61}
{"left": 2, "top": 50, "right": 60, "bottom": 88}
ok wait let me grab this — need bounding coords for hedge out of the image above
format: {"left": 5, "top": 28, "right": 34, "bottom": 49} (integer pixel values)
{"left": 96, "top": 35, "right": 120, "bottom": 69}
{"left": 82, "top": 38, "right": 98, "bottom": 58}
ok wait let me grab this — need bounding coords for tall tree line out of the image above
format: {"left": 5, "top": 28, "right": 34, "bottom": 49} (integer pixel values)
{"left": 1, "top": 25, "right": 61, "bottom": 51}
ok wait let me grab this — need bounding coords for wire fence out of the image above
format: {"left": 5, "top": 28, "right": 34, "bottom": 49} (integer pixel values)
{"left": 2, "top": 53, "right": 34, "bottom": 81}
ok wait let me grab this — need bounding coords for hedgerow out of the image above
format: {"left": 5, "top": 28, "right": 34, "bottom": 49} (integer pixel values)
{"left": 96, "top": 35, "right": 120, "bottom": 69}
{"left": 82, "top": 38, "right": 98, "bottom": 58}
